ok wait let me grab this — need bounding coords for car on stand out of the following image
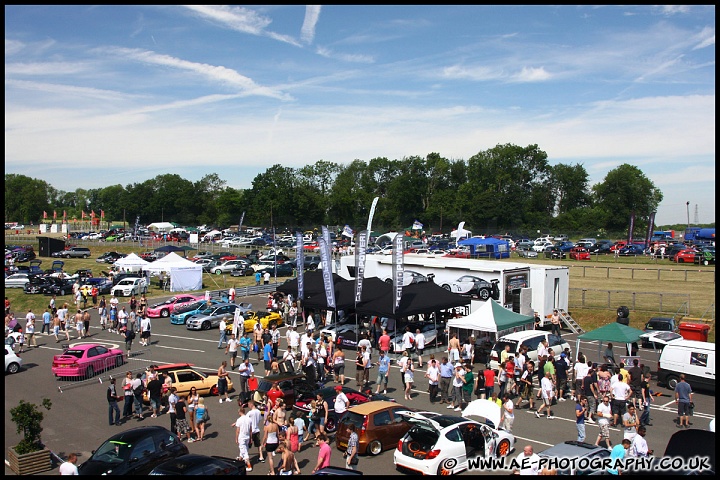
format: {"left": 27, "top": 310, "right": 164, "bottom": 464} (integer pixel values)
{"left": 146, "top": 294, "right": 203, "bottom": 318}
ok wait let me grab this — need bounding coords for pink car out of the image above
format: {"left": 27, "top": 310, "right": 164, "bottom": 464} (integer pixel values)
{"left": 145, "top": 294, "right": 203, "bottom": 318}
{"left": 51, "top": 344, "right": 124, "bottom": 378}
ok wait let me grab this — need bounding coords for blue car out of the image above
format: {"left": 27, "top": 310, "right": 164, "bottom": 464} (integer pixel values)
{"left": 170, "top": 299, "right": 218, "bottom": 325}
{"left": 618, "top": 244, "right": 646, "bottom": 256}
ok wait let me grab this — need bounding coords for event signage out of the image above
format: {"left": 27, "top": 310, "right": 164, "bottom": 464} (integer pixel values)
{"left": 296, "top": 232, "right": 305, "bottom": 300}
{"left": 644, "top": 211, "right": 656, "bottom": 248}
{"left": 318, "top": 238, "right": 336, "bottom": 309}
{"left": 627, "top": 212, "right": 635, "bottom": 244}
{"left": 238, "top": 211, "right": 245, "bottom": 233}
{"left": 354, "top": 230, "right": 368, "bottom": 304}
{"left": 392, "top": 233, "right": 404, "bottom": 314}
{"left": 366, "top": 196, "right": 379, "bottom": 233}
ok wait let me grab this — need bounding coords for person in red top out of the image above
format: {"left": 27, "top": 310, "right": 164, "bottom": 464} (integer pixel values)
{"left": 267, "top": 382, "right": 284, "bottom": 409}
{"left": 5, "top": 297, "right": 11, "bottom": 315}
{"left": 378, "top": 329, "right": 391, "bottom": 354}
{"left": 505, "top": 358, "right": 517, "bottom": 396}
{"left": 484, "top": 368, "right": 496, "bottom": 399}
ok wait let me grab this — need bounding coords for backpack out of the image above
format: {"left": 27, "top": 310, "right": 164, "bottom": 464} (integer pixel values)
{"left": 133, "top": 383, "right": 144, "bottom": 397}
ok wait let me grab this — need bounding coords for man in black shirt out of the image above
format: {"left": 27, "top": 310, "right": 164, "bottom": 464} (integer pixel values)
{"left": 582, "top": 364, "right": 598, "bottom": 423}
{"left": 555, "top": 353, "right": 570, "bottom": 401}
{"left": 627, "top": 358, "right": 643, "bottom": 409}
{"left": 107, "top": 377, "right": 122, "bottom": 426}
{"left": 640, "top": 373, "right": 653, "bottom": 426}
{"left": 147, "top": 376, "right": 163, "bottom": 418}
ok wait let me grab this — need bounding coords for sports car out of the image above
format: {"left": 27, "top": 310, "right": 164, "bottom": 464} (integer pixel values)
{"left": 51, "top": 344, "right": 125, "bottom": 379}
{"left": 393, "top": 400, "right": 515, "bottom": 476}
{"left": 146, "top": 294, "right": 203, "bottom": 318}
{"left": 78, "top": 277, "right": 114, "bottom": 296}
{"left": 441, "top": 275, "right": 499, "bottom": 301}
{"left": 185, "top": 303, "right": 240, "bottom": 330}
{"left": 389, "top": 324, "right": 439, "bottom": 353}
{"left": 225, "top": 309, "right": 282, "bottom": 334}
{"left": 383, "top": 270, "right": 429, "bottom": 286}
{"left": 292, "top": 386, "right": 394, "bottom": 433}
{"left": 143, "top": 363, "right": 233, "bottom": 401}
{"left": 170, "top": 299, "right": 217, "bottom": 325}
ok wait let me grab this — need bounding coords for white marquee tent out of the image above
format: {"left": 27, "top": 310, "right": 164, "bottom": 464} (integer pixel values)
{"left": 142, "top": 252, "right": 202, "bottom": 292}
{"left": 113, "top": 252, "right": 150, "bottom": 272}
{"left": 147, "top": 222, "right": 175, "bottom": 232}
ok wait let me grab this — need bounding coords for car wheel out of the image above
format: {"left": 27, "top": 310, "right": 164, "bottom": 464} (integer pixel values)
{"left": 214, "top": 270, "right": 223, "bottom": 275}
{"left": 478, "top": 288, "right": 490, "bottom": 301}
{"left": 666, "top": 375, "right": 679, "bottom": 390}
{"left": 210, "top": 385, "right": 219, "bottom": 396}
{"left": 7, "top": 362, "right": 20, "bottom": 374}
{"left": 325, "top": 417, "right": 337, "bottom": 433}
{"left": 497, "top": 438, "right": 511, "bottom": 457}
{"left": 437, "top": 458, "right": 457, "bottom": 475}
{"left": 86, "top": 365, "right": 94, "bottom": 378}
{"left": 441, "top": 284, "right": 451, "bottom": 291}
{"left": 703, "top": 260, "right": 709, "bottom": 265}
{"left": 367, "top": 439, "right": 383, "bottom": 456}
{"left": 60, "top": 289, "right": 65, "bottom": 296}
{"left": 161, "top": 309, "right": 170, "bottom": 318}
{"left": 202, "top": 321, "right": 211, "bottom": 330}
{"left": 83, "top": 254, "right": 89, "bottom": 258}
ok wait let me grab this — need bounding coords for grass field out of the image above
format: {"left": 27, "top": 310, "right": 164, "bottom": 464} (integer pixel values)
{"left": 5, "top": 234, "right": 716, "bottom": 341}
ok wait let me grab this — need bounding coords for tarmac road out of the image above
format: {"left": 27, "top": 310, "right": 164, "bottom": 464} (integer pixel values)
{"left": 4, "top": 291, "right": 716, "bottom": 476}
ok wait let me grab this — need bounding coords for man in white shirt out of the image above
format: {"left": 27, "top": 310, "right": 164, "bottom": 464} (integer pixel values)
{"left": 536, "top": 339, "right": 549, "bottom": 372}
{"left": 357, "top": 336, "right": 372, "bottom": 355}
{"left": 334, "top": 385, "right": 349, "bottom": 420}
{"left": 414, "top": 329, "right": 426, "bottom": 367}
{"left": 628, "top": 426, "right": 652, "bottom": 457}
{"left": 611, "top": 374, "right": 632, "bottom": 426}
{"left": 595, "top": 395, "right": 613, "bottom": 448}
{"left": 401, "top": 327, "right": 414, "bottom": 352}
{"left": 286, "top": 325, "right": 300, "bottom": 354}
{"left": 59, "top": 453, "right": 79, "bottom": 475}
{"left": 235, "top": 407, "right": 253, "bottom": 472}
{"left": 300, "top": 331, "right": 313, "bottom": 358}
{"left": 246, "top": 401, "right": 263, "bottom": 462}
{"left": 535, "top": 371, "right": 555, "bottom": 419}
{"left": 501, "top": 394, "right": 515, "bottom": 432}
{"left": 425, "top": 360, "right": 440, "bottom": 403}
{"left": 218, "top": 318, "right": 228, "bottom": 349}
{"left": 306, "top": 312, "right": 315, "bottom": 333}
{"left": 512, "top": 445, "right": 540, "bottom": 475}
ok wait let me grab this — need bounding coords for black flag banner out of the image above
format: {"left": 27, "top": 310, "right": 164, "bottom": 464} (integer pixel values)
{"left": 392, "top": 233, "right": 404, "bottom": 314}
{"left": 296, "top": 232, "right": 305, "bottom": 301}
{"left": 318, "top": 238, "right": 336, "bottom": 309}
{"left": 354, "top": 230, "right": 368, "bottom": 304}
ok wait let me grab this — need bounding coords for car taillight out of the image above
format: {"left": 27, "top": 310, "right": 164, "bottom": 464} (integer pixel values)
{"left": 361, "top": 416, "right": 368, "bottom": 434}
{"left": 425, "top": 450, "right": 441, "bottom": 460}
{"left": 397, "top": 440, "right": 403, "bottom": 451}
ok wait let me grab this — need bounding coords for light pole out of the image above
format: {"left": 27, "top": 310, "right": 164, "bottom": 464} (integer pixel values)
{"left": 686, "top": 201, "right": 690, "bottom": 228}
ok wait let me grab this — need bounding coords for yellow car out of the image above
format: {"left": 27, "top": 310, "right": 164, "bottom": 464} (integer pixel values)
{"left": 225, "top": 310, "right": 284, "bottom": 334}
{"left": 142, "top": 363, "right": 233, "bottom": 402}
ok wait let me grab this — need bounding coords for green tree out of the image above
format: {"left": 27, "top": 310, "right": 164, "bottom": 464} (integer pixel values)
{"left": 592, "top": 164, "right": 663, "bottom": 232}
{"left": 4, "top": 174, "right": 51, "bottom": 224}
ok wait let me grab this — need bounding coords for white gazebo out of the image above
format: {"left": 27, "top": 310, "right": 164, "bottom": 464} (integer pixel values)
{"left": 143, "top": 252, "right": 202, "bottom": 292}
{"left": 113, "top": 252, "right": 150, "bottom": 272}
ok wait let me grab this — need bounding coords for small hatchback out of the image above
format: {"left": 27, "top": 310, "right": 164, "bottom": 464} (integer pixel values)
{"left": 336, "top": 401, "right": 414, "bottom": 456}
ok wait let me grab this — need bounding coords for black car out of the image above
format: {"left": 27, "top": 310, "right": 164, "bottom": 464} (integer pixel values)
{"left": 588, "top": 242, "right": 612, "bottom": 254}
{"left": 23, "top": 275, "right": 53, "bottom": 294}
{"left": 78, "top": 426, "right": 188, "bottom": 476}
{"left": 230, "top": 266, "right": 255, "bottom": 277}
{"left": 14, "top": 250, "right": 36, "bottom": 262}
{"left": 255, "top": 263, "right": 294, "bottom": 277}
{"left": 80, "top": 277, "right": 114, "bottom": 295}
{"left": 148, "top": 454, "right": 246, "bottom": 475}
{"left": 96, "top": 251, "right": 125, "bottom": 264}
{"left": 42, "top": 277, "right": 76, "bottom": 296}
{"left": 543, "top": 246, "right": 567, "bottom": 259}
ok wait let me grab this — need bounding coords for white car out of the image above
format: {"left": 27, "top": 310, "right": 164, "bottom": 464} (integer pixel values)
{"left": 532, "top": 241, "right": 554, "bottom": 252}
{"left": 5, "top": 345, "right": 22, "bottom": 374}
{"left": 639, "top": 331, "right": 683, "bottom": 350}
{"left": 4, "top": 273, "right": 30, "bottom": 288}
{"left": 110, "top": 277, "right": 147, "bottom": 297}
{"left": 383, "top": 270, "right": 429, "bottom": 286}
{"left": 488, "top": 331, "right": 570, "bottom": 372}
{"left": 320, "top": 323, "right": 358, "bottom": 343}
{"left": 393, "top": 401, "right": 515, "bottom": 476}
{"left": 441, "top": 275, "right": 499, "bottom": 301}
{"left": 390, "top": 324, "right": 439, "bottom": 353}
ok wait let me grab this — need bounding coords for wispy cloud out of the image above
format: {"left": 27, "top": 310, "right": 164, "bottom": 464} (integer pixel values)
{"left": 692, "top": 26, "right": 715, "bottom": 50}
{"left": 5, "top": 61, "right": 89, "bottom": 76}
{"left": 99, "top": 47, "right": 293, "bottom": 100}
{"left": 301, "top": 5, "right": 321, "bottom": 44}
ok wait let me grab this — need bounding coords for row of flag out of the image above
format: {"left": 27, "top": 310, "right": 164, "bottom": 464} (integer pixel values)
{"left": 43, "top": 210, "right": 105, "bottom": 220}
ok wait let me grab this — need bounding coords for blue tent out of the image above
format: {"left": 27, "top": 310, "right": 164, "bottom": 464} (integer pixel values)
{"left": 457, "top": 237, "right": 511, "bottom": 259}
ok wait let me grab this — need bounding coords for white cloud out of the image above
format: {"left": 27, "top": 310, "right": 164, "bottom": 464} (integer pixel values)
{"left": 301, "top": 5, "right": 321, "bottom": 44}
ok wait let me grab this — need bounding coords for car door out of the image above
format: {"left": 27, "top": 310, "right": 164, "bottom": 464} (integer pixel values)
{"left": 127, "top": 434, "right": 159, "bottom": 474}
{"left": 389, "top": 407, "right": 413, "bottom": 445}
{"left": 175, "top": 369, "right": 208, "bottom": 395}
{"left": 442, "top": 426, "right": 468, "bottom": 473}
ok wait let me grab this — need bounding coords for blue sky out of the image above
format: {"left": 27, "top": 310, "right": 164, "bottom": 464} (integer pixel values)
{"left": 5, "top": 5, "right": 715, "bottom": 226}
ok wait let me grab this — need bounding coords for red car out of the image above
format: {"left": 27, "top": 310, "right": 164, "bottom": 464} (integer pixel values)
{"left": 52, "top": 344, "right": 125, "bottom": 379}
{"left": 145, "top": 294, "right": 203, "bottom": 318}
{"left": 303, "top": 242, "right": 320, "bottom": 252}
{"left": 443, "top": 250, "right": 471, "bottom": 258}
{"left": 218, "top": 252, "right": 238, "bottom": 262}
{"left": 569, "top": 247, "right": 591, "bottom": 260}
{"left": 673, "top": 249, "right": 698, "bottom": 263}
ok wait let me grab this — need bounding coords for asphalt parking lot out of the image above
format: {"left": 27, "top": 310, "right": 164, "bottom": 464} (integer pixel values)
{"left": 4, "top": 292, "right": 716, "bottom": 476}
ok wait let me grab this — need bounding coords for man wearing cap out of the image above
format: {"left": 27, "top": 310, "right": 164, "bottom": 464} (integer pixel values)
{"left": 334, "top": 385, "right": 349, "bottom": 422}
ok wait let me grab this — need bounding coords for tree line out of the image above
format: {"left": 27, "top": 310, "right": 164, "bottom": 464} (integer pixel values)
{"left": 5, "top": 143, "right": 665, "bottom": 238}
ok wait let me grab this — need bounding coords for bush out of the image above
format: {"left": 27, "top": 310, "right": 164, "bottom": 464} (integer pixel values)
{"left": 10, "top": 398, "right": 52, "bottom": 454}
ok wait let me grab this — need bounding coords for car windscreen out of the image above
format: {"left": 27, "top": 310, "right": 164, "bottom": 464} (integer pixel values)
{"left": 90, "top": 439, "right": 132, "bottom": 463}
{"left": 62, "top": 349, "right": 84, "bottom": 359}
{"left": 492, "top": 340, "right": 518, "bottom": 354}
{"left": 339, "top": 412, "right": 366, "bottom": 429}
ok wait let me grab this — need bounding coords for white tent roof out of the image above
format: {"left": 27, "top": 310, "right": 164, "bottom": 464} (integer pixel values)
{"left": 148, "top": 222, "right": 175, "bottom": 231}
{"left": 447, "top": 299, "right": 497, "bottom": 333}
{"left": 142, "top": 252, "right": 201, "bottom": 273}
{"left": 113, "top": 252, "right": 149, "bottom": 269}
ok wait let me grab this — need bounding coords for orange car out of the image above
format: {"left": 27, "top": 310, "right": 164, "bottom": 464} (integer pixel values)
{"left": 569, "top": 247, "right": 590, "bottom": 260}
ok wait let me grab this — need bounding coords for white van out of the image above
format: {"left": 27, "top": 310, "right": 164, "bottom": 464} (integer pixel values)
{"left": 657, "top": 340, "right": 715, "bottom": 392}
{"left": 488, "top": 330, "right": 570, "bottom": 372}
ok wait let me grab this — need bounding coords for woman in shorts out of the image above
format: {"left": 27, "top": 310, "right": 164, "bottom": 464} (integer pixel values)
{"left": 194, "top": 397, "right": 207, "bottom": 442}
{"left": 187, "top": 387, "right": 199, "bottom": 438}
{"left": 262, "top": 415, "right": 280, "bottom": 474}
{"left": 332, "top": 345, "right": 346, "bottom": 385}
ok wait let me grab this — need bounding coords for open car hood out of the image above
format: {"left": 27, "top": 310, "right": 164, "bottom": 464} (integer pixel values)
{"left": 462, "top": 399, "right": 501, "bottom": 429}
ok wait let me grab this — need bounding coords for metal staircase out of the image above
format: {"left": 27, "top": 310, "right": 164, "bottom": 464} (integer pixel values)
{"left": 558, "top": 309, "right": 585, "bottom": 334}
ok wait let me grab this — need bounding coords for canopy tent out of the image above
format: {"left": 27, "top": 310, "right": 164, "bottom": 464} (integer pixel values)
{"left": 355, "top": 280, "right": 469, "bottom": 319}
{"left": 302, "top": 277, "right": 390, "bottom": 311}
{"left": 457, "top": 237, "right": 511, "bottom": 259}
{"left": 447, "top": 299, "right": 534, "bottom": 337}
{"left": 275, "top": 270, "right": 348, "bottom": 299}
{"left": 576, "top": 322, "right": 645, "bottom": 365}
{"left": 147, "top": 222, "right": 175, "bottom": 232}
{"left": 154, "top": 244, "right": 186, "bottom": 254}
{"left": 113, "top": 252, "right": 149, "bottom": 272}
{"left": 142, "top": 252, "right": 202, "bottom": 292}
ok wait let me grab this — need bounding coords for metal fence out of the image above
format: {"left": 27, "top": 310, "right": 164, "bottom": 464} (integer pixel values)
{"left": 569, "top": 288, "right": 691, "bottom": 315}
{"left": 568, "top": 265, "right": 715, "bottom": 283}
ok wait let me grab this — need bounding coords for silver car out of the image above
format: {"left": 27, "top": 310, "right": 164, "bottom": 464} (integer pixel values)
{"left": 211, "top": 260, "right": 250, "bottom": 275}
{"left": 5, "top": 273, "right": 30, "bottom": 288}
{"left": 185, "top": 303, "right": 239, "bottom": 330}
